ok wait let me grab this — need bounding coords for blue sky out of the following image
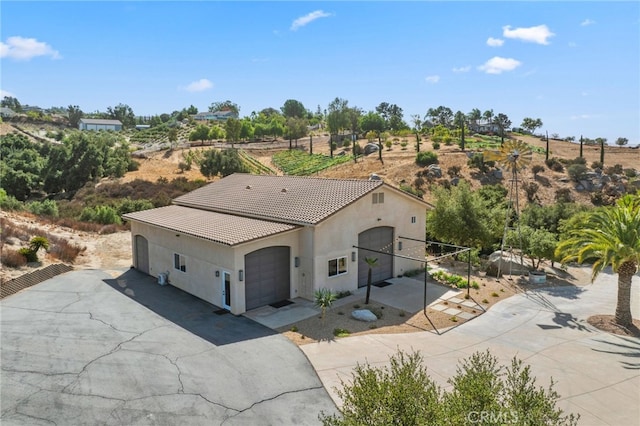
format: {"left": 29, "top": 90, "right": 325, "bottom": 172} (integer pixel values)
{"left": 2, "top": 1, "right": 639, "bottom": 145}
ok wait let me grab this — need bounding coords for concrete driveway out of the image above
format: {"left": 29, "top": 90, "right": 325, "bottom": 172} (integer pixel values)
{"left": 302, "top": 271, "right": 640, "bottom": 426}
{"left": 1, "top": 269, "right": 337, "bottom": 425}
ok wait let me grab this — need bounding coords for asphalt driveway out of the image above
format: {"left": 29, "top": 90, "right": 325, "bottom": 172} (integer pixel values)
{"left": 0, "top": 269, "right": 337, "bottom": 425}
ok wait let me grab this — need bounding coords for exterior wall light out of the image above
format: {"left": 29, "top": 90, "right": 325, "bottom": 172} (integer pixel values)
{"left": 215, "top": 270, "right": 220, "bottom": 277}
{"left": 398, "top": 241, "right": 403, "bottom": 251}
{"left": 238, "top": 270, "right": 244, "bottom": 281}
{"left": 351, "top": 251, "right": 356, "bottom": 262}
{"left": 294, "top": 257, "right": 300, "bottom": 267}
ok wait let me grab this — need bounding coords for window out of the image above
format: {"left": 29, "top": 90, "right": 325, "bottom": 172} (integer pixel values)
{"left": 372, "top": 192, "right": 385, "bottom": 204}
{"left": 328, "top": 256, "right": 348, "bottom": 277}
{"left": 411, "top": 216, "right": 417, "bottom": 223}
{"left": 174, "top": 253, "right": 186, "bottom": 272}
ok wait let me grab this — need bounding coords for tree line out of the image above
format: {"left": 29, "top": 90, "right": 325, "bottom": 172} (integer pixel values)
{"left": 3, "top": 96, "right": 630, "bottom": 147}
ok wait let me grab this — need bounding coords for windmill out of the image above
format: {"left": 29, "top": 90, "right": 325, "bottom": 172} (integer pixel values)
{"left": 483, "top": 140, "right": 533, "bottom": 277}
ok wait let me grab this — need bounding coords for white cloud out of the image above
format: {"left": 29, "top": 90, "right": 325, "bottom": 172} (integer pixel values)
{"left": 290, "top": 10, "right": 332, "bottom": 31}
{"left": 1, "top": 89, "right": 16, "bottom": 99}
{"left": 0, "top": 36, "right": 61, "bottom": 60}
{"left": 452, "top": 66, "right": 471, "bottom": 73}
{"left": 502, "top": 25, "right": 555, "bottom": 45}
{"left": 486, "top": 37, "right": 504, "bottom": 47}
{"left": 477, "top": 57, "right": 522, "bottom": 74}
{"left": 581, "top": 19, "right": 595, "bottom": 26}
{"left": 570, "top": 114, "right": 592, "bottom": 120}
{"left": 183, "top": 79, "right": 213, "bottom": 92}
{"left": 425, "top": 75, "right": 440, "bottom": 83}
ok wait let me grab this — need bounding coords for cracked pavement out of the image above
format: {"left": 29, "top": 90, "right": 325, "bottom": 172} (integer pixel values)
{"left": 1, "top": 269, "right": 337, "bottom": 425}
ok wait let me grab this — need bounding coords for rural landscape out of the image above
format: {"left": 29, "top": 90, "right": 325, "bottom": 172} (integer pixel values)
{"left": 1, "top": 98, "right": 639, "bottom": 425}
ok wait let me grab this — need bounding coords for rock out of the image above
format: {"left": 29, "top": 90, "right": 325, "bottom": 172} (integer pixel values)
{"left": 630, "top": 180, "right": 640, "bottom": 189}
{"left": 364, "top": 143, "right": 379, "bottom": 155}
{"left": 485, "top": 251, "right": 532, "bottom": 277}
{"left": 426, "top": 164, "right": 442, "bottom": 178}
{"left": 369, "top": 173, "right": 381, "bottom": 181}
{"left": 493, "top": 169, "right": 503, "bottom": 179}
{"left": 558, "top": 177, "right": 570, "bottom": 183}
{"left": 577, "top": 180, "right": 592, "bottom": 191}
{"left": 600, "top": 175, "right": 611, "bottom": 184}
{"left": 352, "top": 309, "right": 378, "bottom": 322}
{"left": 450, "top": 177, "right": 460, "bottom": 186}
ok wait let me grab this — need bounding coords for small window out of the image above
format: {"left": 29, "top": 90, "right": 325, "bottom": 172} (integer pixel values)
{"left": 174, "top": 253, "right": 186, "bottom": 272}
{"left": 328, "top": 256, "right": 348, "bottom": 277}
{"left": 372, "top": 192, "right": 385, "bottom": 204}
{"left": 411, "top": 216, "right": 417, "bottom": 223}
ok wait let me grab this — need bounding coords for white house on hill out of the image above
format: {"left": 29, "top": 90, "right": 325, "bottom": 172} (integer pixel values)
{"left": 78, "top": 118, "right": 123, "bottom": 131}
{"left": 123, "top": 174, "right": 429, "bottom": 314}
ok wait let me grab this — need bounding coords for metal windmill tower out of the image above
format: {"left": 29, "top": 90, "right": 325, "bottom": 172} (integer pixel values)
{"left": 484, "top": 140, "right": 533, "bottom": 277}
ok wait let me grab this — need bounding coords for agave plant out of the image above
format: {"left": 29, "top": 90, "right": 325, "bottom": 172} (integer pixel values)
{"left": 314, "top": 288, "right": 337, "bottom": 320}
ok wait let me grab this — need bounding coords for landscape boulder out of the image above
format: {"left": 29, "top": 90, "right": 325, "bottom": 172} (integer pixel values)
{"left": 426, "top": 164, "right": 442, "bottom": 178}
{"left": 493, "top": 169, "right": 503, "bottom": 179}
{"left": 485, "top": 251, "right": 532, "bottom": 277}
{"left": 352, "top": 309, "right": 378, "bottom": 322}
{"left": 364, "top": 143, "right": 379, "bottom": 155}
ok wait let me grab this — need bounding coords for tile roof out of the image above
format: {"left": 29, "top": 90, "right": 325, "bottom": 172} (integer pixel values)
{"left": 123, "top": 205, "right": 298, "bottom": 246}
{"left": 174, "top": 174, "right": 384, "bottom": 225}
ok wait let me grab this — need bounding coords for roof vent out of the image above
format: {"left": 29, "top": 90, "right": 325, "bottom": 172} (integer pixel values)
{"left": 246, "top": 185, "right": 252, "bottom": 190}
{"left": 281, "top": 188, "right": 288, "bottom": 193}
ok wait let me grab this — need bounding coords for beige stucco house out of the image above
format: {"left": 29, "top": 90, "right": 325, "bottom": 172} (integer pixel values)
{"left": 123, "top": 174, "right": 429, "bottom": 315}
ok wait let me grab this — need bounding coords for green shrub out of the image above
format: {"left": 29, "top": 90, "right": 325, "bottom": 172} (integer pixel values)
{"left": 567, "top": 164, "right": 588, "bottom": 182}
{"left": 116, "top": 198, "right": 155, "bottom": 215}
{"left": 314, "top": 288, "right": 337, "bottom": 319}
{"left": 26, "top": 200, "right": 59, "bottom": 217}
{"left": 432, "top": 141, "right": 440, "bottom": 150}
{"left": 591, "top": 161, "right": 603, "bottom": 170}
{"left": 0, "top": 189, "right": 24, "bottom": 211}
{"left": 79, "top": 205, "right": 122, "bottom": 225}
{"left": 416, "top": 151, "right": 438, "bottom": 166}
{"left": 333, "top": 328, "right": 351, "bottom": 337}
{"left": 18, "top": 247, "right": 38, "bottom": 263}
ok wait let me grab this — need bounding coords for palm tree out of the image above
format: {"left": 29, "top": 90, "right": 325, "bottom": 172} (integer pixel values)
{"left": 482, "top": 109, "right": 494, "bottom": 127}
{"left": 364, "top": 257, "right": 378, "bottom": 305}
{"left": 555, "top": 194, "right": 640, "bottom": 328}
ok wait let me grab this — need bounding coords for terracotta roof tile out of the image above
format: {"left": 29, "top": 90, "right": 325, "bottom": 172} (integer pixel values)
{"left": 123, "top": 205, "right": 297, "bottom": 246}
{"left": 174, "top": 174, "right": 384, "bottom": 225}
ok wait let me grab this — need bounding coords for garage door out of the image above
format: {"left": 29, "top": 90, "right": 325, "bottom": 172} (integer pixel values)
{"left": 358, "top": 227, "right": 393, "bottom": 287}
{"left": 245, "top": 246, "right": 291, "bottom": 310}
{"left": 135, "top": 235, "right": 149, "bottom": 274}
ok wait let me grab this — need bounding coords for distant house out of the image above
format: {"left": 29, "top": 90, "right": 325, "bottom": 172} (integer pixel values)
{"left": 469, "top": 123, "right": 502, "bottom": 134}
{"left": 0, "top": 107, "right": 16, "bottom": 118}
{"left": 123, "top": 174, "right": 429, "bottom": 315}
{"left": 192, "top": 110, "right": 238, "bottom": 122}
{"left": 78, "top": 118, "right": 123, "bottom": 131}
{"left": 135, "top": 124, "right": 151, "bottom": 131}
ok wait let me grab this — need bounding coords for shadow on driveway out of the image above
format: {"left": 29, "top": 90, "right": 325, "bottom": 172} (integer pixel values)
{"left": 104, "top": 268, "right": 276, "bottom": 346}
